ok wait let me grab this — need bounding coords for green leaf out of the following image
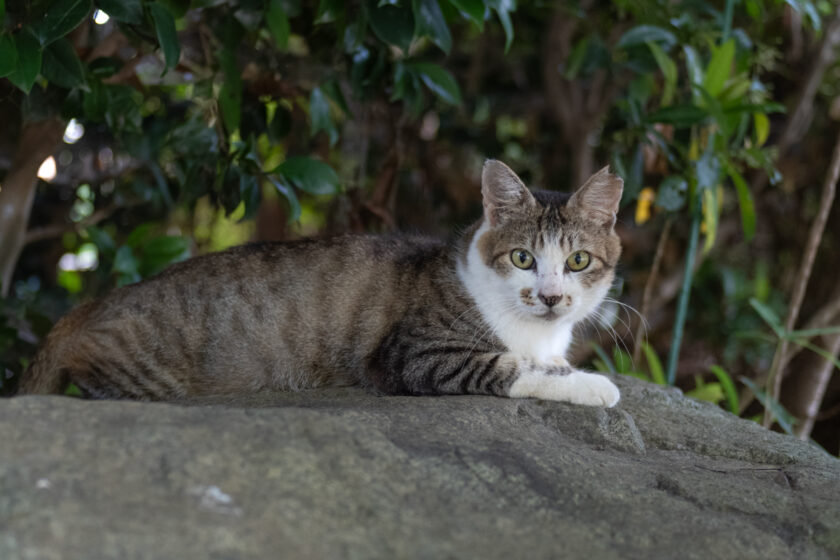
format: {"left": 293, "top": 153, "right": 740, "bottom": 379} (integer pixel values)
{"left": 655, "top": 176, "right": 687, "bottom": 211}
{"left": 612, "top": 347, "right": 633, "bottom": 374}
{"left": 139, "top": 235, "right": 190, "bottom": 277}
{"left": 86, "top": 226, "right": 116, "bottom": 254}
{"left": 369, "top": 3, "right": 414, "bottom": 52}
{"left": 125, "top": 225, "right": 155, "bottom": 249}
{"left": 96, "top": 0, "right": 143, "bottom": 23}
{"left": 7, "top": 30, "right": 42, "bottom": 94}
{"left": 590, "top": 342, "right": 616, "bottom": 374}
{"left": 143, "top": 236, "right": 190, "bottom": 261}
{"left": 265, "top": 0, "right": 290, "bottom": 48}
{"left": 89, "top": 57, "right": 122, "bottom": 78}
{"left": 413, "top": 0, "right": 452, "bottom": 54}
{"left": 486, "top": 0, "right": 514, "bottom": 52}
{"left": 0, "top": 1, "right": 4, "bottom": 26}
{"left": 447, "top": 0, "right": 484, "bottom": 28}
{"left": 739, "top": 377, "right": 796, "bottom": 435}
{"left": 270, "top": 177, "right": 302, "bottom": 222}
{"left": 617, "top": 25, "right": 676, "bottom": 50}
{"left": 563, "top": 37, "right": 589, "bottom": 79}
{"left": 65, "top": 383, "right": 84, "bottom": 397}
{"left": 315, "top": 0, "right": 343, "bottom": 23}
{"left": 33, "top": 0, "right": 92, "bottom": 46}
{"left": 113, "top": 245, "right": 141, "bottom": 285}
{"left": 647, "top": 41, "right": 676, "bottom": 107}
{"left": 642, "top": 343, "right": 666, "bottom": 385}
{"left": 749, "top": 297, "right": 785, "bottom": 338}
{"left": 788, "top": 326, "right": 840, "bottom": 338}
{"left": 0, "top": 34, "right": 17, "bottom": 78}
{"left": 238, "top": 173, "right": 261, "bottom": 220}
{"left": 703, "top": 39, "right": 735, "bottom": 98}
{"left": 709, "top": 365, "right": 739, "bottom": 415}
{"left": 41, "top": 38, "right": 86, "bottom": 89}
{"left": 218, "top": 47, "right": 241, "bottom": 133}
{"left": 686, "top": 382, "right": 724, "bottom": 404}
{"left": 149, "top": 2, "right": 181, "bottom": 73}
{"left": 83, "top": 79, "right": 108, "bottom": 120}
{"left": 278, "top": 156, "right": 340, "bottom": 195}
{"left": 410, "top": 62, "right": 462, "bottom": 105}
{"left": 309, "top": 86, "right": 338, "bottom": 145}
{"left": 725, "top": 164, "right": 756, "bottom": 241}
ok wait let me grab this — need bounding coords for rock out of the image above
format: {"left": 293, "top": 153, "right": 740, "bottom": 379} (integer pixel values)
{"left": 1, "top": 376, "right": 839, "bottom": 559}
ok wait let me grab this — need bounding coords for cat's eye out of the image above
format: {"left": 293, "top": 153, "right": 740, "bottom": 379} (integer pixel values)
{"left": 566, "top": 251, "right": 591, "bottom": 271}
{"left": 511, "top": 249, "right": 535, "bottom": 270}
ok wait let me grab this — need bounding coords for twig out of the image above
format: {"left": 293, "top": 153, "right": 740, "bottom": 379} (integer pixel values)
{"left": 23, "top": 201, "right": 135, "bottom": 245}
{"left": 778, "top": 3, "right": 840, "bottom": 154}
{"left": 793, "top": 333, "right": 840, "bottom": 440}
{"left": 633, "top": 218, "right": 672, "bottom": 363}
{"left": 779, "top": 283, "right": 840, "bottom": 371}
{"left": 763, "top": 127, "right": 840, "bottom": 427}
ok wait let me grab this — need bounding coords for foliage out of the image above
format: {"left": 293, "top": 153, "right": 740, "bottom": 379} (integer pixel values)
{"left": 2, "top": 0, "right": 840, "bottom": 452}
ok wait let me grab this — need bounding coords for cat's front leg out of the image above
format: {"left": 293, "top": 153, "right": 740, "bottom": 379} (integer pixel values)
{"left": 508, "top": 360, "right": 620, "bottom": 407}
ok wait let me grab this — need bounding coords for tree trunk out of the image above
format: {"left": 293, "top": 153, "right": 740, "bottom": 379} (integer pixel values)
{"left": 0, "top": 117, "right": 64, "bottom": 297}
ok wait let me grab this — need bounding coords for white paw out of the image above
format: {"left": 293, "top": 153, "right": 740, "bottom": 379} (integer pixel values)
{"left": 509, "top": 370, "right": 620, "bottom": 408}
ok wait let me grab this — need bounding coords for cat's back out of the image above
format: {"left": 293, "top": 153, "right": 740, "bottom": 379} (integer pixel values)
{"left": 45, "top": 233, "right": 457, "bottom": 397}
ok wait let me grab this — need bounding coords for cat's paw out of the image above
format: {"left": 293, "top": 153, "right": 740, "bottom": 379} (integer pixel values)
{"left": 561, "top": 371, "right": 620, "bottom": 407}
{"left": 509, "top": 368, "right": 620, "bottom": 407}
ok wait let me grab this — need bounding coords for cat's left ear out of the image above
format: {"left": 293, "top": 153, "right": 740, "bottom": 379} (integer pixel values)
{"left": 481, "top": 160, "right": 536, "bottom": 227}
{"left": 568, "top": 166, "right": 623, "bottom": 227}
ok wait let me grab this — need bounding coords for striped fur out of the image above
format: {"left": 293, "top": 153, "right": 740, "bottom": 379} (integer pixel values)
{"left": 19, "top": 161, "right": 623, "bottom": 407}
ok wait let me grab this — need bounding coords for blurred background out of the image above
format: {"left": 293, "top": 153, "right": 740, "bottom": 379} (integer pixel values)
{"left": 1, "top": 0, "right": 839, "bottom": 453}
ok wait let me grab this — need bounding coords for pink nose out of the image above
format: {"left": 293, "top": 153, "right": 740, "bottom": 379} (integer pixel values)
{"left": 538, "top": 293, "right": 562, "bottom": 307}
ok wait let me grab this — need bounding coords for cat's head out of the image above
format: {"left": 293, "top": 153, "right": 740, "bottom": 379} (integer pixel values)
{"left": 468, "top": 160, "right": 623, "bottom": 326}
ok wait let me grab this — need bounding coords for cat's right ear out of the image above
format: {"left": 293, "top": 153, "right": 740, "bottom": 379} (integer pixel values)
{"left": 481, "top": 160, "right": 535, "bottom": 227}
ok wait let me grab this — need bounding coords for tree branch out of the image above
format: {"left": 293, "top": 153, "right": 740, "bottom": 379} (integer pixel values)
{"left": 763, "top": 127, "right": 840, "bottom": 427}
{"left": 778, "top": 4, "right": 840, "bottom": 154}
{"left": 633, "top": 218, "right": 672, "bottom": 363}
{"left": 792, "top": 333, "right": 840, "bottom": 440}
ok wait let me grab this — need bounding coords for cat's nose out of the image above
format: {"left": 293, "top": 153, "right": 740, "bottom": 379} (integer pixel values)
{"left": 538, "top": 293, "right": 562, "bottom": 307}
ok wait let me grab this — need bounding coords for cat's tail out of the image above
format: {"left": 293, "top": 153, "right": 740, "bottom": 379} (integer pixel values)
{"left": 16, "top": 302, "right": 94, "bottom": 395}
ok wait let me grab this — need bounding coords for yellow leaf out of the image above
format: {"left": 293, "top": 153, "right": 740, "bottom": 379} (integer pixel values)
{"left": 688, "top": 132, "right": 700, "bottom": 161}
{"left": 753, "top": 113, "right": 769, "bottom": 147}
{"left": 635, "top": 187, "right": 656, "bottom": 224}
{"left": 702, "top": 187, "right": 718, "bottom": 253}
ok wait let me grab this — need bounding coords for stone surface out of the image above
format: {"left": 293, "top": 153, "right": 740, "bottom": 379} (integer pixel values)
{"left": 1, "top": 376, "right": 839, "bottom": 559}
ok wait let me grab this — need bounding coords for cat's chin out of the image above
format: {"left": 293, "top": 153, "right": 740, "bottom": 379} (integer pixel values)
{"left": 532, "top": 309, "right": 566, "bottom": 322}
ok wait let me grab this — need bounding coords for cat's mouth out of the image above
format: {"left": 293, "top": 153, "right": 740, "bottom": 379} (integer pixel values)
{"left": 535, "top": 309, "right": 563, "bottom": 321}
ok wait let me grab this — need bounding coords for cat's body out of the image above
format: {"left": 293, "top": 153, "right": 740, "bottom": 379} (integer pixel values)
{"left": 19, "top": 161, "right": 623, "bottom": 407}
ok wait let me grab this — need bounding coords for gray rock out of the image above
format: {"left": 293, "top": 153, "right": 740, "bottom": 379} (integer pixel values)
{"left": 1, "top": 376, "right": 838, "bottom": 559}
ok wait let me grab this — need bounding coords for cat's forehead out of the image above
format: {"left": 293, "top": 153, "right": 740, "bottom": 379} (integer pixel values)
{"left": 485, "top": 191, "right": 620, "bottom": 261}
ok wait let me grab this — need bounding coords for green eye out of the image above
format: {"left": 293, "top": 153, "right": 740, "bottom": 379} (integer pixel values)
{"left": 566, "top": 251, "right": 591, "bottom": 271}
{"left": 511, "top": 249, "right": 535, "bottom": 270}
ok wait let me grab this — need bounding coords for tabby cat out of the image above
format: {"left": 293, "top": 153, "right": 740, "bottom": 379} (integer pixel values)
{"left": 19, "top": 160, "right": 623, "bottom": 407}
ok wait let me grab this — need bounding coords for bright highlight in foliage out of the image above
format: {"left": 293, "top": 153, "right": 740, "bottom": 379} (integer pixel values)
{"left": 93, "top": 10, "right": 110, "bottom": 25}
{"left": 63, "top": 119, "right": 84, "bottom": 144}
{"left": 37, "top": 156, "right": 57, "bottom": 182}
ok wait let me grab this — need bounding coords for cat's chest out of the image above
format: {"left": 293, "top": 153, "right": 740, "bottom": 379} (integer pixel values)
{"left": 490, "top": 318, "right": 573, "bottom": 363}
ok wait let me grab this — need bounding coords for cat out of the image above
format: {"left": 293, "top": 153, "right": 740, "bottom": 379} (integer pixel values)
{"left": 18, "top": 160, "right": 623, "bottom": 407}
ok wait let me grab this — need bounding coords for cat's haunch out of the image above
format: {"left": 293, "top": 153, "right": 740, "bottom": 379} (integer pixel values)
{"left": 19, "top": 160, "right": 623, "bottom": 407}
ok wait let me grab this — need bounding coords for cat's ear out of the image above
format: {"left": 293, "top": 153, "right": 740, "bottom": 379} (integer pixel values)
{"left": 481, "top": 160, "right": 536, "bottom": 227}
{"left": 568, "top": 166, "right": 623, "bottom": 227}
